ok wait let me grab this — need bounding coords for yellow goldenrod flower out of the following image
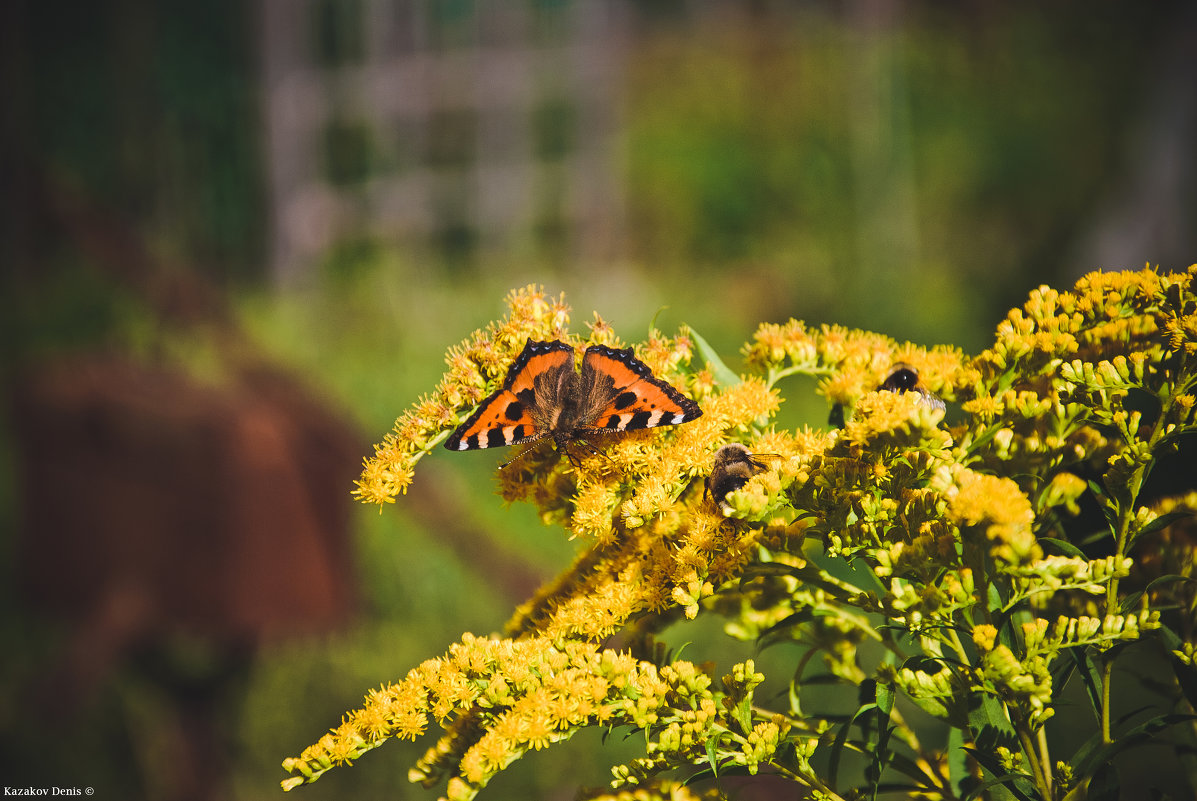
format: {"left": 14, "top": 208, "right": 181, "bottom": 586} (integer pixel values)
{"left": 285, "top": 270, "right": 1197, "bottom": 801}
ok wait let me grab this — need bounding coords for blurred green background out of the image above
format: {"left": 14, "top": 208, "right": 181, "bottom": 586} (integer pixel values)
{"left": 3, "top": 1, "right": 1195, "bottom": 799}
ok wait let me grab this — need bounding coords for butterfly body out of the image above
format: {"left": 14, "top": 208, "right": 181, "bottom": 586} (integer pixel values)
{"left": 445, "top": 338, "right": 702, "bottom": 456}
{"left": 706, "top": 443, "right": 772, "bottom": 514}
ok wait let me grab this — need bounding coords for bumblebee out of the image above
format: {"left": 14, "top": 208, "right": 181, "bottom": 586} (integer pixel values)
{"left": 879, "top": 363, "right": 945, "bottom": 411}
{"left": 705, "top": 444, "right": 772, "bottom": 515}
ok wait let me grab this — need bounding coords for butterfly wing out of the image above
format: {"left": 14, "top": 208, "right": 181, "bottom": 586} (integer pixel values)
{"left": 444, "top": 339, "right": 575, "bottom": 451}
{"left": 574, "top": 345, "right": 703, "bottom": 433}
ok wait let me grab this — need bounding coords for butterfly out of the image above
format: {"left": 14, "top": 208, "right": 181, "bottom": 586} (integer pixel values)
{"left": 879, "top": 363, "right": 946, "bottom": 412}
{"left": 444, "top": 338, "right": 703, "bottom": 459}
{"left": 705, "top": 443, "right": 776, "bottom": 515}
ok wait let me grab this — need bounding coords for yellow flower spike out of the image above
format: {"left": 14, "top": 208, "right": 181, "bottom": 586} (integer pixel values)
{"left": 744, "top": 319, "right": 818, "bottom": 370}
{"left": 572, "top": 480, "right": 619, "bottom": 539}
{"left": 973, "top": 624, "right": 998, "bottom": 651}
{"left": 446, "top": 776, "right": 477, "bottom": 801}
{"left": 1042, "top": 471, "right": 1087, "bottom": 515}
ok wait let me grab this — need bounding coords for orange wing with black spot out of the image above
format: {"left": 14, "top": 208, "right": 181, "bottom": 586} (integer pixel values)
{"left": 444, "top": 340, "right": 573, "bottom": 451}
{"left": 575, "top": 345, "right": 703, "bottom": 432}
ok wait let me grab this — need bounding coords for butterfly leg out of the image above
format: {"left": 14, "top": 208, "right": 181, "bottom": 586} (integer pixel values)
{"left": 558, "top": 441, "right": 585, "bottom": 470}
{"left": 567, "top": 438, "right": 622, "bottom": 475}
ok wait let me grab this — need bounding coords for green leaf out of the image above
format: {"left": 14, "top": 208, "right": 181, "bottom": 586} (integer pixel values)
{"left": 1134, "top": 509, "right": 1192, "bottom": 539}
{"left": 869, "top": 692, "right": 894, "bottom": 799}
{"left": 827, "top": 714, "right": 859, "bottom": 792}
{"left": 758, "top": 608, "right": 815, "bottom": 639}
{"left": 704, "top": 737, "right": 720, "bottom": 780}
{"left": 1039, "top": 537, "right": 1086, "bottom": 558}
{"left": 968, "top": 694, "right": 1019, "bottom": 754}
{"left": 947, "top": 727, "right": 970, "bottom": 797}
{"left": 986, "top": 579, "right": 1007, "bottom": 619}
{"left": 688, "top": 326, "right": 742, "bottom": 388}
{"left": 732, "top": 694, "right": 754, "bottom": 736}
{"left": 957, "top": 762, "right": 1036, "bottom": 801}
{"left": 828, "top": 700, "right": 878, "bottom": 793}
{"left": 1087, "top": 760, "right": 1120, "bottom": 801}
{"left": 871, "top": 781, "right": 926, "bottom": 794}
{"left": 1074, "top": 713, "right": 1197, "bottom": 777}
{"left": 1115, "top": 703, "right": 1157, "bottom": 728}
{"left": 745, "top": 562, "right": 873, "bottom": 597}
{"left": 885, "top": 751, "right": 941, "bottom": 789}
{"left": 1119, "top": 574, "right": 1194, "bottom": 615}
{"left": 1171, "top": 653, "right": 1197, "bottom": 715}
{"left": 1065, "top": 648, "right": 1105, "bottom": 721}
{"left": 787, "top": 676, "right": 803, "bottom": 718}
{"left": 875, "top": 680, "right": 895, "bottom": 716}
{"left": 1080, "top": 527, "right": 1115, "bottom": 546}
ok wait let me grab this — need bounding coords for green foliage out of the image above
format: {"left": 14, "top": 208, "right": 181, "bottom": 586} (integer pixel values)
{"left": 621, "top": 8, "right": 1176, "bottom": 346}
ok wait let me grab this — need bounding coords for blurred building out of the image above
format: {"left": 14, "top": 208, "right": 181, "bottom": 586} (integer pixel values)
{"left": 260, "top": 0, "right": 628, "bottom": 284}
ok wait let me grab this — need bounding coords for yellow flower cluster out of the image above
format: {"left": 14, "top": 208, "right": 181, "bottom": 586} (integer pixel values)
{"left": 880, "top": 659, "right": 968, "bottom": 724}
{"left": 972, "top": 605, "right": 1164, "bottom": 730}
{"left": 1020, "top": 611, "right": 1162, "bottom": 654}
{"left": 285, "top": 267, "right": 1197, "bottom": 800}
{"left": 504, "top": 499, "right": 765, "bottom": 638}
{"left": 283, "top": 633, "right": 789, "bottom": 800}
{"left": 1005, "top": 555, "right": 1132, "bottom": 607}
{"left": 284, "top": 634, "right": 686, "bottom": 798}
{"left": 493, "top": 366, "right": 779, "bottom": 542}
{"left": 841, "top": 390, "right": 950, "bottom": 453}
{"left": 960, "top": 267, "right": 1197, "bottom": 481}
{"left": 1129, "top": 491, "right": 1197, "bottom": 653}
{"left": 972, "top": 622, "right": 1055, "bottom": 727}
{"left": 744, "top": 318, "right": 963, "bottom": 409}
{"left": 933, "top": 464, "right": 1039, "bottom": 566}
{"left": 606, "top": 660, "right": 786, "bottom": 789}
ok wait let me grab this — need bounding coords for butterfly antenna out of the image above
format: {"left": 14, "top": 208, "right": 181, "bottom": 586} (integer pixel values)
{"left": 580, "top": 438, "right": 610, "bottom": 462}
{"left": 498, "top": 444, "right": 540, "bottom": 470}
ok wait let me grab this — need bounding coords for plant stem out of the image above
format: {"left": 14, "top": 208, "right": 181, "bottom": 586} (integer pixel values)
{"left": 770, "top": 761, "right": 850, "bottom": 801}
{"left": 1036, "top": 726, "right": 1053, "bottom": 798}
{"left": 1100, "top": 656, "right": 1114, "bottom": 746}
{"left": 1015, "top": 720, "right": 1052, "bottom": 801}
{"left": 1097, "top": 381, "right": 1173, "bottom": 743}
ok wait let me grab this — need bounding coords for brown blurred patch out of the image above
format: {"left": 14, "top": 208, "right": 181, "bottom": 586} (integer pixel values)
{"left": 12, "top": 354, "right": 361, "bottom": 646}
{"left": 8, "top": 352, "right": 363, "bottom": 801}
